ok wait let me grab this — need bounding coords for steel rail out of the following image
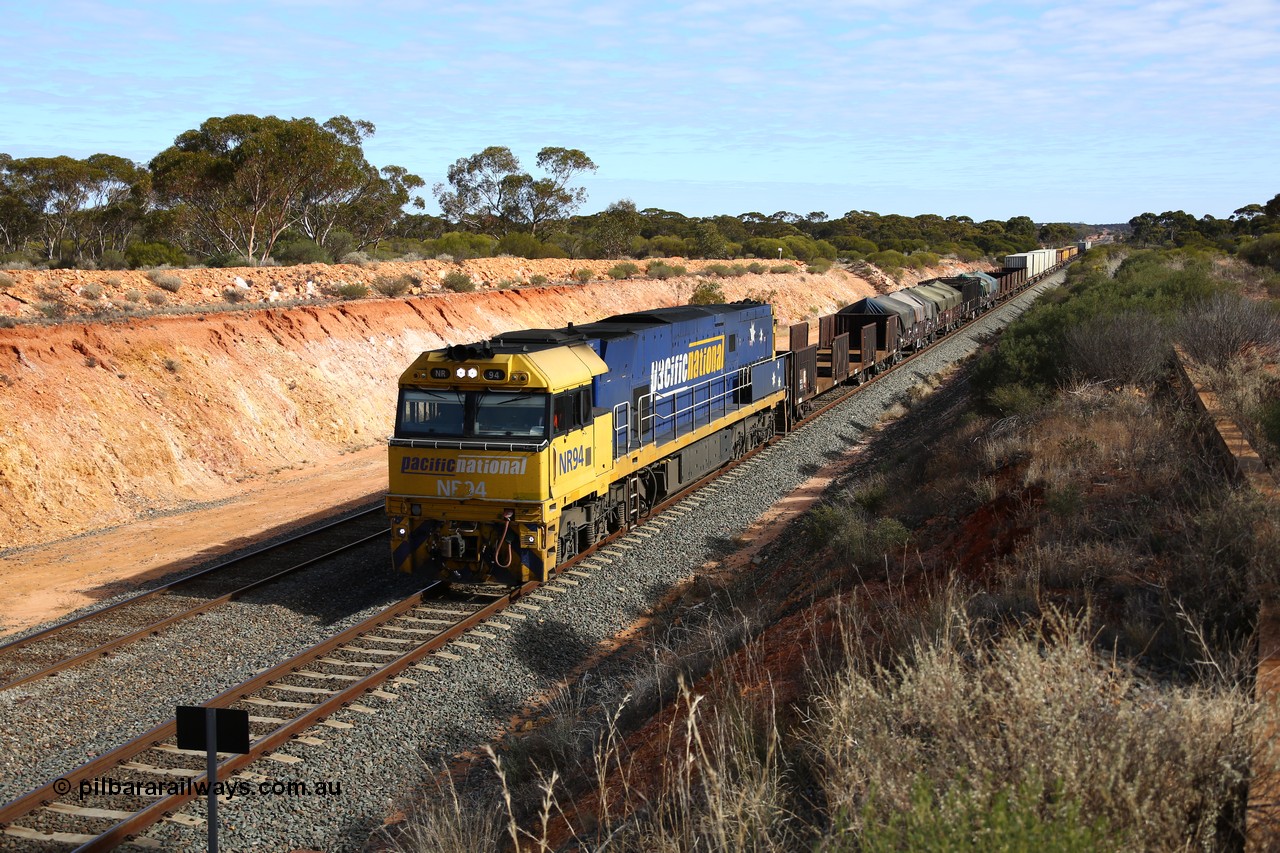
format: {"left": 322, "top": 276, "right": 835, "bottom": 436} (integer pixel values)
{"left": 0, "top": 528, "right": 388, "bottom": 693}
{"left": 0, "top": 579, "right": 510, "bottom": 847}
{"left": 0, "top": 504, "right": 385, "bottom": 660}
{"left": 73, "top": 582, "right": 518, "bottom": 852}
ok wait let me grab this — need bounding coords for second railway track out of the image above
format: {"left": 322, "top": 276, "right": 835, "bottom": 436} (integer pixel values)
{"left": 0, "top": 506, "right": 389, "bottom": 692}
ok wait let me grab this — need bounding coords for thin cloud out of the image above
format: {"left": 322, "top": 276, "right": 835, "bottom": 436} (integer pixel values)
{"left": 1, "top": 0, "right": 1276, "bottom": 221}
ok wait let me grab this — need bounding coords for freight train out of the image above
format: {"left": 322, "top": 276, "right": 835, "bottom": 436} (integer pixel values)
{"left": 386, "top": 245, "right": 1080, "bottom": 583}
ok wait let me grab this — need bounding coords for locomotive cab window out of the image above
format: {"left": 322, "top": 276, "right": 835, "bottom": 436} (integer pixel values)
{"left": 396, "top": 388, "right": 549, "bottom": 439}
{"left": 552, "top": 386, "right": 593, "bottom": 437}
{"left": 474, "top": 391, "right": 548, "bottom": 437}
{"left": 397, "top": 389, "right": 466, "bottom": 437}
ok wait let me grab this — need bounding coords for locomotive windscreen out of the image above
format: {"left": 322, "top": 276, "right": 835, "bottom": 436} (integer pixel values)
{"left": 396, "top": 389, "right": 549, "bottom": 439}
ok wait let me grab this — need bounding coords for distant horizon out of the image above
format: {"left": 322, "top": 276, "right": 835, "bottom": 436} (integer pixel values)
{"left": 3, "top": 1, "right": 1275, "bottom": 226}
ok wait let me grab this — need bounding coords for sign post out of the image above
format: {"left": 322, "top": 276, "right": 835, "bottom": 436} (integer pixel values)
{"left": 176, "top": 706, "right": 250, "bottom": 853}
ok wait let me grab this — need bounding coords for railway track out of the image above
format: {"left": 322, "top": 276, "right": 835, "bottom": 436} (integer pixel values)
{"left": 0, "top": 581, "right": 522, "bottom": 850}
{"left": 0, "top": 506, "right": 387, "bottom": 693}
{"left": 0, "top": 272, "right": 1064, "bottom": 850}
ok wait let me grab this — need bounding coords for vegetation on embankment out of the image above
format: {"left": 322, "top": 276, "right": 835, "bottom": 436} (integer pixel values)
{"left": 971, "top": 245, "right": 1280, "bottom": 416}
{"left": 387, "top": 251, "right": 1280, "bottom": 852}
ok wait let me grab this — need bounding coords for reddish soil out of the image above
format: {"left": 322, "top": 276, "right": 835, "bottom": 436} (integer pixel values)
{"left": 0, "top": 256, "right": 985, "bottom": 636}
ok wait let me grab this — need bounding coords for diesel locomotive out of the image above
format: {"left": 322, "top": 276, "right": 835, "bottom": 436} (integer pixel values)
{"left": 387, "top": 302, "right": 788, "bottom": 582}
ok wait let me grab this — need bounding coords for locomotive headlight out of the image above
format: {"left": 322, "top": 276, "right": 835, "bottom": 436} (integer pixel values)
{"left": 397, "top": 526, "right": 407, "bottom": 537}
{"left": 455, "top": 367, "right": 466, "bottom": 378}
{"left": 467, "top": 367, "right": 478, "bottom": 378}
{"left": 523, "top": 534, "right": 536, "bottom": 545}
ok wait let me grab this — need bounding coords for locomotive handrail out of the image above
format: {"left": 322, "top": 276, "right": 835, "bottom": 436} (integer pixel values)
{"left": 389, "top": 437, "right": 550, "bottom": 452}
{"left": 612, "top": 401, "right": 636, "bottom": 455}
{"left": 649, "top": 367, "right": 745, "bottom": 429}
{"left": 642, "top": 365, "right": 759, "bottom": 441}
{"left": 613, "top": 364, "right": 759, "bottom": 457}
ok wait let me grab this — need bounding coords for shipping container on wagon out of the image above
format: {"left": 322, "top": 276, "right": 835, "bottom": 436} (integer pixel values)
{"left": 1004, "top": 253, "right": 1031, "bottom": 273}
{"left": 1031, "top": 250, "right": 1052, "bottom": 277}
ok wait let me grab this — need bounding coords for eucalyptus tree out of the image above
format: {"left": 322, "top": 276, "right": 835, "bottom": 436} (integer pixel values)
{"left": 0, "top": 153, "right": 147, "bottom": 261}
{"left": 590, "top": 198, "right": 641, "bottom": 258}
{"left": 150, "top": 114, "right": 420, "bottom": 264}
{"left": 0, "top": 154, "right": 39, "bottom": 255}
{"left": 434, "top": 146, "right": 596, "bottom": 236}
{"left": 294, "top": 117, "right": 425, "bottom": 252}
{"left": 79, "top": 154, "right": 150, "bottom": 259}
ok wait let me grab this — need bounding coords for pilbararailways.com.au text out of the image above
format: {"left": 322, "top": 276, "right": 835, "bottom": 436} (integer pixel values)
{"left": 71, "top": 777, "right": 342, "bottom": 800}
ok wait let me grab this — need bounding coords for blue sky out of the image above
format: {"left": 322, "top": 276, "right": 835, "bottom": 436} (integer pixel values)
{"left": 2, "top": 0, "right": 1277, "bottom": 224}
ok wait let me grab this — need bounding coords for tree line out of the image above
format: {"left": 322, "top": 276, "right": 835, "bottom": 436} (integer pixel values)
{"left": 1126, "top": 194, "right": 1280, "bottom": 274}
{"left": 1, "top": 112, "right": 1089, "bottom": 271}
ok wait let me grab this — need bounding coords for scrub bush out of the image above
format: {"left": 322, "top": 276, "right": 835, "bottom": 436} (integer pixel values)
{"left": 373, "top": 274, "right": 414, "bottom": 296}
{"left": 333, "top": 282, "right": 369, "bottom": 299}
{"left": 442, "top": 271, "right": 476, "bottom": 292}
{"left": 688, "top": 281, "right": 725, "bottom": 304}
{"left": 607, "top": 262, "right": 640, "bottom": 280}
{"left": 647, "top": 260, "right": 687, "bottom": 280}
{"left": 146, "top": 271, "right": 183, "bottom": 292}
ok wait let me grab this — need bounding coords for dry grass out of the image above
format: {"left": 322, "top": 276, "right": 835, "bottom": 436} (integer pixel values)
{"left": 1178, "top": 291, "right": 1280, "bottom": 369}
{"left": 1194, "top": 350, "right": 1280, "bottom": 464}
{"left": 377, "top": 771, "right": 504, "bottom": 852}
{"left": 812, "top": 595, "right": 1256, "bottom": 851}
{"left": 389, "top": 587, "right": 1260, "bottom": 852}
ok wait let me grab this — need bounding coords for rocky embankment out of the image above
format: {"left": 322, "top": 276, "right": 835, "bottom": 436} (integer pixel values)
{"left": 0, "top": 257, "right": 983, "bottom": 552}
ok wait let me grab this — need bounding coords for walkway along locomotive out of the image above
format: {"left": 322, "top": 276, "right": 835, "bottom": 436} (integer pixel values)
{"left": 386, "top": 247, "right": 1079, "bottom": 583}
